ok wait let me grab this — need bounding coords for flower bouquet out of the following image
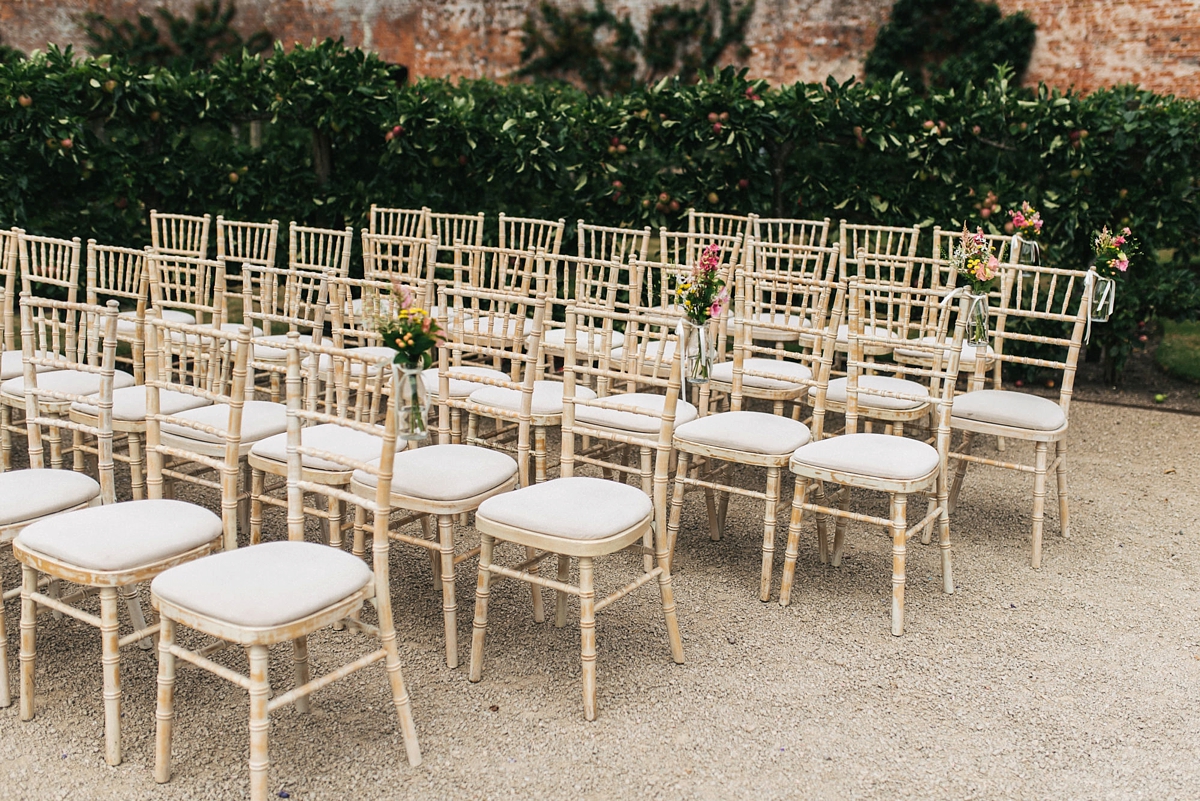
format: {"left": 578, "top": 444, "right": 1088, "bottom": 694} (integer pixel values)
{"left": 1008, "top": 201, "right": 1043, "bottom": 264}
{"left": 674, "top": 243, "right": 729, "bottom": 382}
{"left": 1089, "top": 226, "right": 1134, "bottom": 322}
{"left": 949, "top": 225, "right": 1000, "bottom": 346}
{"left": 374, "top": 281, "right": 443, "bottom": 439}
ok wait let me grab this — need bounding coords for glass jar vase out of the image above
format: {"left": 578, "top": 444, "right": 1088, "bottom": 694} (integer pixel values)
{"left": 392, "top": 362, "right": 429, "bottom": 441}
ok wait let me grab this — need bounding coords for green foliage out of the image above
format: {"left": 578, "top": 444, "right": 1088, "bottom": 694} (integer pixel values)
{"left": 866, "top": 0, "right": 1036, "bottom": 93}
{"left": 518, "top": 0, "right": 754, "bottom": 93}
{"left": 83, "top": 0, "right": 272, "bottom": 71}
{"left": 1, "top": 49, "right": 1199, "bottom": 376}
{"left": 1154, "top": 320, "right": 1200, "bottom": 382}
{"left": 0, "top": 35, "right": 24, "bottom": 65}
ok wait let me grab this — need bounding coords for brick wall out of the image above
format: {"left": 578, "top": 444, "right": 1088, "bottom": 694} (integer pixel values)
{"left": 2, "top": 0, "right": 1199, "bottom": 96}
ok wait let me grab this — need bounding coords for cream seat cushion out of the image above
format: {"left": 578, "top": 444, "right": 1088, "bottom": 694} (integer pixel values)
{"left": 421, "top": 365, "right": 509, "bottom": 398}
{"left": 749, "top": 311, "right": 807, "bottom": 341}
{"left": 251, "top": 423, "right": 393, "bottom": 472}
{"left": 539, "top": 328, "right": 625, "bottom": 353}
{"left": 711, "top": 358, "right": 812, "bottom": 390}
{"left": 319, "top": 346, "right": 394, "bottom": 374}
{"left": 0, "top": 469, "right": 100, "bottom": 528}
{"left": 16, "top": 499, "right": 221, "bottom": 572}
{"left": 675, "top": 411, "right": 812, "bottom": 456}
{"left": 152, "top": 540, "right": 372, "bottom": 629}
{"left": 893, "top": 336, "right": 995, "bottom": 366}
{"left": 812, "top": 376, "right": 928, "bottom": 411}
{"left": 161, "top": 400, "right": 287, "bottom": 444}
{"left": 477, "top": 476, "right": 652, "bottom": 540}
{"left": 1, "top": 350, "right": 57, "bottom": 381}
{"left": 468, "top": 380, "right": 597, "bottom": 417}
{"left": 790, "top": 433, "right": 939, "bottom": 482}
{"left": 1, "top": 368, "right": 136, "bottom": 402}
{"left": 461, "top": 315, "right": 535, "bottom": 338}
{"left": 573, "top": 392, "right": 698, "bottom": 434}
{"left": 835, "top": 324, "right": 898, "bottom": 344}
{"left": 952, "top": 389, "right": 1066, "bottom": 432}
{"left": 72, "top": 385, "right": 210, "bottom": 423}
{"left": 355, "top": 444, "right": 517, "bottom": 502}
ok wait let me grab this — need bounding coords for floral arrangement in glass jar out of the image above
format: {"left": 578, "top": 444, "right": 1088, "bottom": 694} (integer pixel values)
{"left": 1092, "top": 226, "right": 1135, "bottom": 277}
{"left": 676, "top": 243, "right": 729, "bottom": 325}
{"left": 1007, "top": 201, "right": 1043, "bottom": 238}
{"left": 949, "top": 225, "right": 1000, "bottom": 294}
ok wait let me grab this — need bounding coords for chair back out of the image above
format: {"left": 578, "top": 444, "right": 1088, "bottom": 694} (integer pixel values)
{"left": 838, "top": 221, "right": 921, "bottom": 279}
{"left": 741, "top": 239, "right": 839, "bottom": 321}
{"left": 20, "top": 297, "right": 120, "bottom": 498}
{"left": 753, "top": 216, "right": 831, "bottom": 248}
{"left": 216, "top": 216, "right": 279, "bottom": 296}
{"left": 498, "top": 213, "right": 565, "bottom": 256}
{"left": 1, "top": 228, "right": 21, "bottom": 356}
{"left": 144, "top": 315, "right": 253, "bottom": 548}
{"left": 86, "top": 241, "right": 151, "bottom": 381}
{"left": 18, "top": 232, "right": 82, "bottom": 300}
{"left": 448, "top": 242, "right": 541, "bottom": 299}
{"left": 289, "top": 222, "right": 353, "bottom": 277}
{"left": 241, "top": 261, "right": 329, "bottom": 339}
{"left": 932, "top": 225, "right": 1017, "bottom": 264}
{"left": 368, "top": 204, "right": 427, "bottom": 238}
{"left": 577, "top": 221, "right": 651, "bottom": 264}
{"left": 428, "top": 211, "right": 485, "bottom": 259}
{"left": 326, "top": 274, "right": 397, "bottom": 350}
{"left": 150, "top": 210, "right": 211, "bottom": 258}
{"left": 986, "top": 263, "right": 1091, "bottom": 414}
{"left": 688, "top": 210, "right": 752, "bottom": 245}
{"left": 541, "top": 253, "right": 626, "bottom": 345}
{"left": 360, "top": 231, "right": 437, "bottom": 309}
{"left": 148, "top": 253, "right": 227, "bottom": 327}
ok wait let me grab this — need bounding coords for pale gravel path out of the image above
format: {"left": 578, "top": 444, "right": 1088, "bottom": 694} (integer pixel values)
{"left": 1, "top": 400, "right": 1198, "bottom": 800}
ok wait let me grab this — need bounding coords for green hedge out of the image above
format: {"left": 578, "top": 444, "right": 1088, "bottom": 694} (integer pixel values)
{"left": 2, "top": 41, "right": 1199, "bottom": 374}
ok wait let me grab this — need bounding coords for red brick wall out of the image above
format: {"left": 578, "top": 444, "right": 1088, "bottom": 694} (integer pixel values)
{"left": 2, "top": 0, "right": 1198, "bottom": 96}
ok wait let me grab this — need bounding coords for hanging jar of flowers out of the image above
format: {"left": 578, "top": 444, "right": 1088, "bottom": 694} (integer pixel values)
{"left": 374, "top": 281, "right": 443, "bottom": 440}
{"left": 674, "top": 243, "right": 729, "bottom": 383}
{"left": 949, "top": 225, "right": 1000, "bottom": 347}
{"left": 1089, "top": 226, "right": 1134, "bottom": 323}
{"left": 1008, "top": 201, "right": 1043, "bottom": 265}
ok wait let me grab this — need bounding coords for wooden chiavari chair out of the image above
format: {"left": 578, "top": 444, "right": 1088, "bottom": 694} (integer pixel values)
{"left": 150, "top": 210, "right": 211, "bottom": 258}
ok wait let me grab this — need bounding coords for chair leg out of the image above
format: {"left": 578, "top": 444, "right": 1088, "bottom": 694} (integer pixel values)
{"left": 639, "top": 446, "right": 655, "bottom": 571}
{"left": 0, "top": 403, "right": 11, "bottom": 472}
{"left": 121, "top": 584, "right": 154, "bottom": 650}
{"left": 0, "top": 573, "right": 7, "bottom": 709}
{"left": 1031, "top": 441, "right": 1049, "bottom": 569}
{"left": 247, "top": 644, "right": 271, "bottom": 801}
{"left": 526, "top": 546, "right": 545, "bottom": 624}
{"left": 328, "top": 496, "right": 344, "bottom": 549}
{"left": 292, "top": 636, "right": 311, "bottom": 714}
{"left": 237, "top": 460, "right": 252, "bottom": 544}
{"left": 436, "top": 515, "right": 458, "bottom": 669}
{"left": 128, "top": 432, "right": 145, "bottom": 501}
{"left": 352, "top": 506, "right": 367, "bottom": 560}
{"left": 554, "top": 555, "right": 570, "bottom": 628}
{"left": 831, "top": 487, "right": 851, "bottom": 567}
{"left": 654, "top": 522, "right": 685, "bottom": 666}
{"left": 1055, "top": 440, "right": 1070, "bottom": 538}
{"left": 380, "top": 616, "right": 422, "bottom": 767}
{"left": 535, "top": 426, "right": 547, "bottom": 484}
{"left": 779, "top": 478, "right": 809, "bottom": 607}
{"left": 19, "top": 566, "right": 39, "bottom": 721}
{"left": 813, "top": 481, "right": 829, "bottom": 564}
{"left": 578, "top": 557, "right": 598, "bottom": 721}
{"left": 250, "top": 467, "right": 265, "bottom": 545}
{"left": 468, "top": 534, "right": 494, "bottom": 683}
{"left": 154, "top": 618, "right": 177, "bottom": 784}
{"left": 890, "top": 493, "right": 908, "bottom": 637}
{"left": 666, "top": 453, "right": 690, "bottom": 571}
{"left": 759, "top": 467, "right": 780, "bottom": 603}
{"left": 937, "top": 469, "right": 954, "bottom": 595}
{"left": 100, "top": 587, "right": 123, "bottom": 765}
{"left": 948, "top": 432, "right": 973, "bottom": 513}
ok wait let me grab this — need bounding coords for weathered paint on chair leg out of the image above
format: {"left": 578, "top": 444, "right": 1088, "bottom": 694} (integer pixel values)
{"left": 292, "top": 636, "right": 311, "bottom": 714}
{"left": 154, "top": 617, "right": 176, "bottom": 784}
{"left": 100, "top": 587, "right": 122, "bottom": 765}
{"left": 778, "top": 479, "right": 809, "bottom": 607}
{"left": 468, "top": 534, "right": 495, "bottom": 683}
{"left": 831, "top": 487, "right": 851, "bottom": 567}
{"left": 760, "top": 467, "right": 780, "bottom": 602}
{"left": 1055, "top": 440, "right": 1070, "bottom": 538}
{"left": 120, "top": 584, "right": 153, "bottom": 650}
{"left": 247, "top": 645, "right": 271, "bottom": 801}
{"left": 0, "top": 575, "right": 7, "bottom": 709}
{"left": 578, "top": 557, "right": 598, "bottom": 720}
{"left": 381, "top": 622, "right": 422, "bottom": 767}
{"left": 890, "top": 493, "right": 908, "bottom": 637}
{"left": 654, "top": 523, "right": 685, "bottom": 665}
{"left": 18, "top": 566, "right": 37, "bottom": 719}
{"left": 535, "top": 426, "right": 548, "bottom": 484}
{"left": 812, "top": 481, "right": 829, "bottom": 564}
{"left": 666, "top": 453, "right": 690, "bottom": 570}
{"left": 1031, "top": 441, "right": 1049, "bottom": 569}
{"left": 948, "top": 432, "right": 974, "bottom": 512}
{"left": 527, "top": 546, "right": 546, "bottom": 623}
{"left": 554, "top": 555, "right": 570, "bottom": 628}
{"left": 128, "top": 432, "right": 145, "bottom": 501}
{"left": 437, "top": 515, "right": 458, "bottom": 668}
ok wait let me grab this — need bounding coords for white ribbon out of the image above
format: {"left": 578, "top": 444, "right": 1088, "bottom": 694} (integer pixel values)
{"left": 675, "top": 319, "right": 688, "bottom": 398}
{"left": 1083, "top": 270, "right": 1114, "bottom": 345}
{"left": 939, "top": 286, "right": 968, "bottom": 307}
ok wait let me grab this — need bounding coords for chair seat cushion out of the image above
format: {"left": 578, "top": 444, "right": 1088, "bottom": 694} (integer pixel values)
{"left": 251, "top": 423, "right": 392, "bottom": 471}
{"left": 952, "top": 389, "right": 1066, "bottom": 432}
{"left": 711, "top": 358, "right": 813, "bottom": 390}
{"left": 461, "top": 315, "right": 534, "bottom": 338}
{"left": 0, "top": 469, "right": 100, "bottom": 527}
{"left": 894, "top": 336, "right": 995, "bottom": 366}
{"left": 468, "top": 380, "right": 598, "bottom": 416}
{"left": 812, "top": 376, "right": 928, "bottom": 410}
{"left": 152, "top": 540, "right": 372, "bottom": 629}
{"left": 1, "top": 368, "right": 136, "bottom": 402}
{"left": 573, "top": 392, "right": 698, "bottom": 434}
{"left": 421, "top": 365, "right": 509, "bottom": 398}
{"left": 539, "top": 328, "right": 625, "bottom": 353}
{"left": 477, "top": 476, "right": 652, "bottom": 540}
{"left": 16, "top": 499, "right": 221, "bottom": 572}
{"left": 117, "top": 309, "right": 193, "bottom": 337}
{"left": 675, "top": 411, "right": 812, "bottom": 456}
{"left": 73, "top": 386, "right": 210, "bottom": 423}
{"left": 167, "top": 322, "right": 263, "bottom": 342}
{"left": 161, "top": 400, "right": 287, "bottom": 445}
{"left": 749, "top": 311, "right": 808, "bottom": 341}
{"left": 790, "top": 433, "right": 939, "bottom": 482}
{"left": 319, "top": 346, "right": 395, "bottom": 374}
{"left": 1, "top": 350, "right": 57, "bottom": 381}
{"left": 355, "top": 444, "right": 517, "bottom": 502}
{"left": 249, "top": 333, "right": 293, "bottom": 362}
{"left": 835, "top": 324, "right": 898, "bottom": 343}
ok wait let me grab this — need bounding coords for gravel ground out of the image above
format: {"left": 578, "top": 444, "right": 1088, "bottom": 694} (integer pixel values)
{"left": 1, "top": 399, "right": 1198, "bottom": 800}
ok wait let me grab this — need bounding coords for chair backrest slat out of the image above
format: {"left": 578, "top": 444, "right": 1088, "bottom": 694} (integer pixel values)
{"left": 18, "top": 232, "right": 82, "bottom": 299}
{"left": 369, "top": 204, "right": 427, "bottom": 239}
{"left": 289, "top": 223, "right": 353, "bottom": 277}
{"left": 150, "top": 210, "right": 212, "bottom": 258}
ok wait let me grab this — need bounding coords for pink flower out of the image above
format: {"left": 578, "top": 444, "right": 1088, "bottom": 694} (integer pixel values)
{"left": 1033, "top": 218, "right": 1043, "bottom": 230}
{"left": 697, "top": 243, "right": 722, "bottom": 273}
{"left": 1122, "top": 227, "right": 1131, "bottom": 236}
{"left": 1010, "top": 212, "right": 1026, "bottom": 228}
{"left": 709, "top": 289, "right": 729, "bottom": 318}
{"left": 1115, "top": 258, "right": 1129, "bottom": 272}
{"left": 1113, "top": 236, "right": 1125, "bottom": 246}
